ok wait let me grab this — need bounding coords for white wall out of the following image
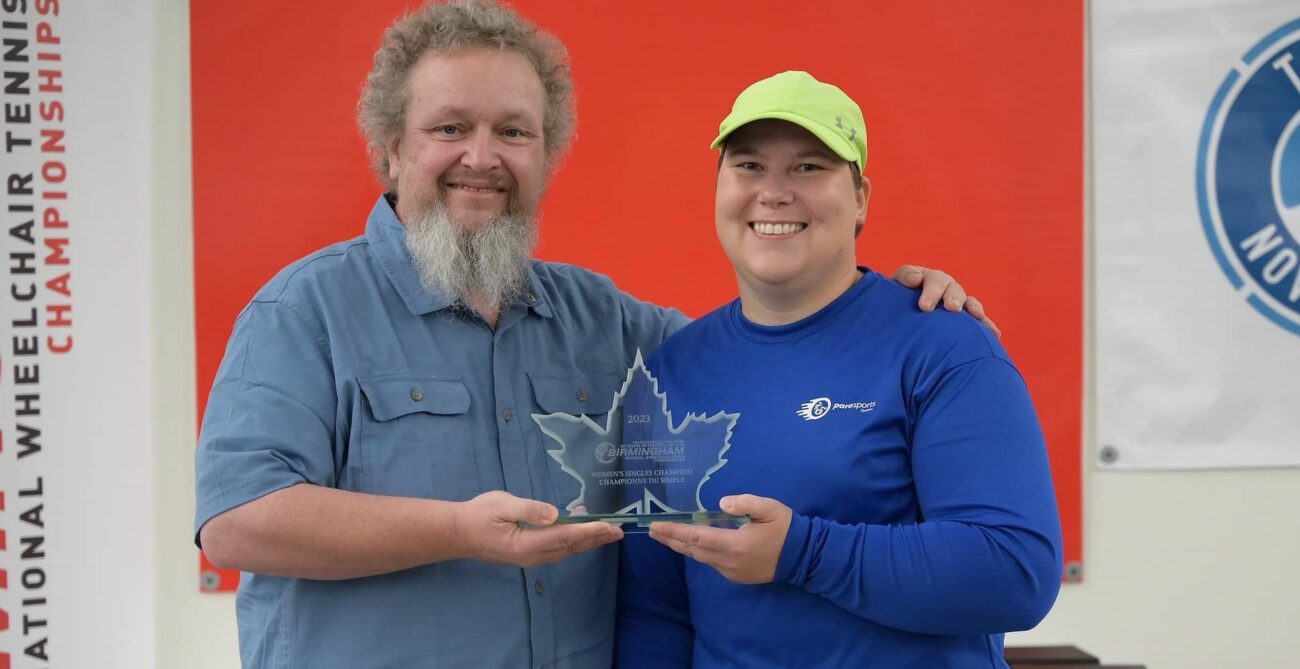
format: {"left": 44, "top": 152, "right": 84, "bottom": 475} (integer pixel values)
{"left": 150, "top": 3, "right": 1300, "bottom": 669}
{"left": 152, "top": 0, "right": 240, "bottom": 667}
{"left": 1008, "top": 469, "right": 1300, "bottom": 667}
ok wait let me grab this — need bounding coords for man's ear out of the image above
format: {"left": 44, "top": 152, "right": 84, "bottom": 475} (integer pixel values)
{"left": 385, "top": 137, "right": 402, "bottom": 183}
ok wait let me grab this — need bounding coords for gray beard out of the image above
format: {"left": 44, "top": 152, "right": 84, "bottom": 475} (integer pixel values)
{"left": 404, "top": 202, "right": 539, "bottom": 315}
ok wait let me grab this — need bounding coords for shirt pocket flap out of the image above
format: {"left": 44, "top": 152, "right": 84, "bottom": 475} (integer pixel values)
{"left": 358, "top": 375, "right": 471, "bottom": 421}
{"left": 528, "top": 371, "right": 623, "bottom": 416}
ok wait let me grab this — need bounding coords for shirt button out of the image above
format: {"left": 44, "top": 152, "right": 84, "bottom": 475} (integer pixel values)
{"left": 534, "top": 579, "right": 545, "bottom": 594}
{"left": 410, "top": 388, "right": 423, "bottom": 402}
{"left": 576, "top": 388, "right": 588, "bottom": 402}
{"left": 503, "top": 409, "right": 513, "bottom": 422}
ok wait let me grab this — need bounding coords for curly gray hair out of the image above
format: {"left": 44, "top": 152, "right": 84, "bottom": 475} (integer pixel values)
{"left": 358, "top": 0, "right": 575, "bottom": 187}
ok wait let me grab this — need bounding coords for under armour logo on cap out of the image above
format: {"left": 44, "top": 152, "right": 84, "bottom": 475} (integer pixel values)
{"left": 835, "top": 116, "right": 858, "bottom": 141}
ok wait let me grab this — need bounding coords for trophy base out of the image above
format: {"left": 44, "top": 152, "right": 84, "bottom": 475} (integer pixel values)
{"left": 556, "top": 511, "right": 749, "bottom": 533}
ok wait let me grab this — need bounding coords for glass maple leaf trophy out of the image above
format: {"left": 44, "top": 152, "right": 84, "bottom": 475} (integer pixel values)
{"left": 532, "top": 351, "right": 749, "bottom": 531}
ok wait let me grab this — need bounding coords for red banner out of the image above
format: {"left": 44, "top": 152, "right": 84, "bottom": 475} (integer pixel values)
{"left": 192, "top": 0, "right": 1084, "bottom": 590}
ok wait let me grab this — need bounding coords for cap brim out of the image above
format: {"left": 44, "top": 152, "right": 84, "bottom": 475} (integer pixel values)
{"left": 710, "top": 111, "right": 859, "bottom": 167}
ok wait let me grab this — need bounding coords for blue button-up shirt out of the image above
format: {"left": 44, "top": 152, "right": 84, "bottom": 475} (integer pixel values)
{"left": 195, "top": 195, "right": 687, "bottom": 669}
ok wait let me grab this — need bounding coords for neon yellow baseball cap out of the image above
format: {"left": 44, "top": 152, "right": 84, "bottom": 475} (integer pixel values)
{"left": 711, "top": 70, "right": 867, "bottom": 172}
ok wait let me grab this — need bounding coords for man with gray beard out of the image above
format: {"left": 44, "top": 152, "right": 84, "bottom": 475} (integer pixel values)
{"left": 193, "top": 1, "right": 994, "bottom": 667}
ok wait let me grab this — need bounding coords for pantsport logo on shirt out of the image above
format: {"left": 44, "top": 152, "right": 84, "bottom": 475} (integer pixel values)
{"left": 1197, "top": 17, "right": 1300, "bottom": 336}
{"left": 796, "top": 397, "right": 877, "bottom": 421}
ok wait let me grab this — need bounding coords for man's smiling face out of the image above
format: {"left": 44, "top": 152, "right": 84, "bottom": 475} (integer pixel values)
{"left": 387, "top": 47, "right": 549, "bottom": 229}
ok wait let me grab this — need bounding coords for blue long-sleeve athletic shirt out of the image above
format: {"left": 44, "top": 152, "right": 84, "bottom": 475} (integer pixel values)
{"left": 616, "top": 270, "right": 1062, "bottom": 669}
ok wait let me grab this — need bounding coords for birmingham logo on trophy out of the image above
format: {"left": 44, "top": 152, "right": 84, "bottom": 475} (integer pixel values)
{"left": 1197, "top": 16, "right": 1300, "bottom": 336}
{"left": 532, "top": 351, "right": 747, "bottom": 530}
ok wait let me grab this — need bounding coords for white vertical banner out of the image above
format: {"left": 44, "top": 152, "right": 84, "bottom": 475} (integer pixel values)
{"left": 1094, "top": 0, "right": 1300, "bottom": 469}
{"left": 0, "top": 1, "right": 156, "bottom": 666}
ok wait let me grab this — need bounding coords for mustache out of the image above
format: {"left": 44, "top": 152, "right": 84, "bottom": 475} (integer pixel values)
{"left": 439, "top": 169, "right": 513, "bottom": 190}
{"left": 436, "top": 170, "right": 523, "bottom": 218}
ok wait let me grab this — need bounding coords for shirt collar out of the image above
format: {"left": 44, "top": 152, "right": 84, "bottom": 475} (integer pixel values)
{"left": 365, "top": 194, "right": 553, "bottom": 319}
{"left": 522, "top": 260, "right": 554, "bottom": 318}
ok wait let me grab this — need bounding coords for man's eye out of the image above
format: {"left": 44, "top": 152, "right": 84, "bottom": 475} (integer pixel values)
{"left": 737, "top": 162, "right": 761, "bottom": 171}
{"left": 433, "top": 126, "right": 460, "bottom": 135}
{"left": 796, "top": 163, "right": 824, "bottom": 172}
{"left": 502, "top": 128, "right": 523, "bottom": 138}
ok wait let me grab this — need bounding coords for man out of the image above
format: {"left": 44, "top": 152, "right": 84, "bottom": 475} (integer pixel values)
{"left": 616, "top": 71, "right": 1061, "bottom": 668}
{"left": 194, "top": 1, "right": 995, "bottom": 667}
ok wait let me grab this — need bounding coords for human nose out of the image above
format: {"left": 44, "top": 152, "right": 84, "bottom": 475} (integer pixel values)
{"left": 757, "top": 174, "right": 794, "bottom": 208}
{"left": 459, "top": 128, "right": 503, "bottom": 173}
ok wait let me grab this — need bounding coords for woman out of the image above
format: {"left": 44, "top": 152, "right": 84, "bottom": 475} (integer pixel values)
{"left": 616, "top": 71, "right": 1062, "bottom": 668}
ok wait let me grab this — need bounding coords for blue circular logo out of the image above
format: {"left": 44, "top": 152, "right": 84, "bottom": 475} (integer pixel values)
{"left": 1197, "top": 17, "right": 1300, "bottom": 336}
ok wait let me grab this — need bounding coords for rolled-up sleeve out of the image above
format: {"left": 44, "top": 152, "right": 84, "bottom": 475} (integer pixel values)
{"left": 194, "top": 299, "right": 338, "bottom": 546}
{"left": 614, "top": 290, "right": 690, "bottom": 356}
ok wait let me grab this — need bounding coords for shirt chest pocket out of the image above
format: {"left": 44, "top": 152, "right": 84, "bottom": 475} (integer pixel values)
{"left": 355, "top": 375, "right": 481, "bottom": 501}
{"left": 528, "top": 371, "right": 624, "bottom": 510}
